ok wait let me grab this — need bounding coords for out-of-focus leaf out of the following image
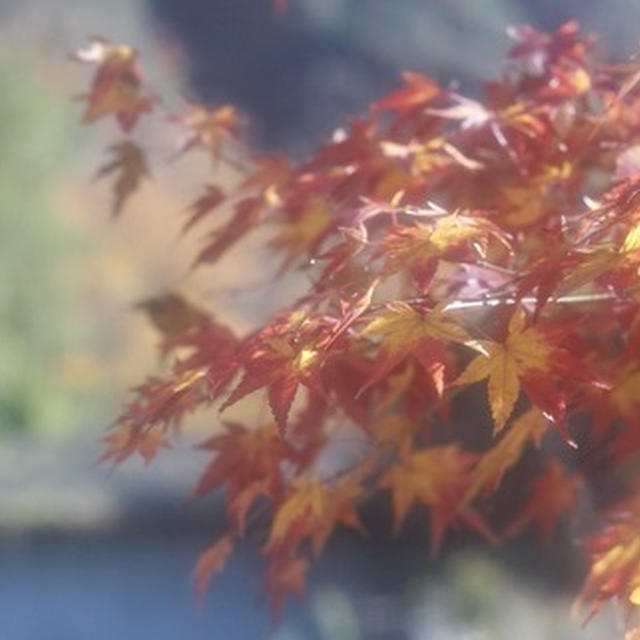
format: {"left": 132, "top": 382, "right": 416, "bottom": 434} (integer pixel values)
{"left": 95, "top": 141, "right": 148, "bottom": 217}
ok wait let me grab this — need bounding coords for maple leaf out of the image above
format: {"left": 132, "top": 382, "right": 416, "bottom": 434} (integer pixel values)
{"left": 314, "top": 225, "right": 368, "bottom": 287}
{"left": 221, "top": 313, "right": 329, "bottom": 433}
{"left": 375, "top": 414, "right": 421, "bottom": 458}
{"left": 453, "top": 306, "right": 562, "bottom": 431}
{"left": 193, "top": 423, "right": 291, "bottom": 502}
{"left": 194, "top": 197, "right": 265, "bottom": 266}
{"left": 379, "top": 138, "right": 451, "bottom": 176}
{"left": 576, "top": 494, "right": 640, "bottom": 623}
{"left": 267, "top": 477, "right": 363, "bottom": 555}
{"left": 605, "top": 366, "right": 640, "bottom": 464}
{"left": 136, "top": 291, "right": 211, "bottom": 343}
{"left": 133, "top": 293, "right": 239, "bottom": 392}
{"left": 498, "top": 185, "right": 550, "bottom": 229}
{"left": 242, "top": 154, "right": 291, "bottom": 196}
{"left": 318, "top": 354, "right": 372, "bottom": 430}
{"left": 381, "top": 213, "right": 507, "bottom": 293}
{"left": 464, "top": 407, "right": 549, "bottom": 504}
{"left": 505, "top": 460, "right": 582, "bottom": 541}
{"left": 230, "top": 343, "right": 320, "bottom": 434}
{"left": 73, "top": 37, "right": 153, "bottom": 132}
{"left": 379, "top": 444, "right": 487, "bottom": 555}
{"left": 553, "top": 250, "right": 622, "bottom": 299}
{"left": 371, "top": 360, "right": 443, "bottom": 425}
{"left": 101, "top": 425, "right": 170, "bottom": 465}
{"left": 506, "top": 21, "right": 593, "bottom": 103}
{"left": 372, "top": 71, "right": 439, "bottom": 114}
{"left": 515, "top": 250, "right": 595, "bottom": 317}
{"left": 107, "top": 366, "right": 214, "bottom": 464}
{"left": 325, "top": 277, "right": 380, "bottom": 348}
{"left": 193, "top": 535, "right": 234, "bottom": 602}
{"left": 265, "top": 554, "right": 308, "bottom": 621}
{"left": 227, "top": 481, "right": 269, "bottom": 536}
{"left": 497, "top": 101, "right": 549, "bottom": 138}
{"left": 507, "top": 21, "right": 590, "bottom": 79}
{"left": 95, "top": 141, "right": 148, "bottom": 217}
{"left": 174, "top": 103, "right": 242, "bottom": 160}
{"left": 359, "top": 302, "right": 479, "bottom": 395}
{"left": 182, "top": 185, "right": 226, "bottom": 234}
{"left": 76, "top": 24, "right": 640, "bottom": 638}
{"left": 270, "top": 195, "right": 334, "bottom": 267}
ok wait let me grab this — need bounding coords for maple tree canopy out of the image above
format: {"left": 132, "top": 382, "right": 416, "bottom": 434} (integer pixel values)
{"left": 74, "top": 18, "right": 640, "bottom": 637}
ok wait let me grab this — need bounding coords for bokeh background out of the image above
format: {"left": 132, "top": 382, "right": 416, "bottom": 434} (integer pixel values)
{"left": 1, "top": 1, "right": 639, "bottom": 638}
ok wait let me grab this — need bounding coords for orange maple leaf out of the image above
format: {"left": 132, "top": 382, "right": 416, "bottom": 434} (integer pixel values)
{"left": 505, "top": 460, "right": 582, "bottom": 541}
{"left": 193, "top": 535, "right": 234, "bottom": 601}
{"left": 265, "top": 554, "right": 308, "bottom": 621}
{"left": 372, "top": 71, "right": 439, "bottom": 114}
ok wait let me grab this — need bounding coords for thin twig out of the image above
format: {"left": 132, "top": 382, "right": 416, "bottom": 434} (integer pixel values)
{"left": 443, "top": 291, "right": 617, "bottom": 312}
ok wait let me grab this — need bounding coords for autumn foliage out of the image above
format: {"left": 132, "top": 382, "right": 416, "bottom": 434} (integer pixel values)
{"left": 75, "top": 19, "right": 640, "bottom": 636}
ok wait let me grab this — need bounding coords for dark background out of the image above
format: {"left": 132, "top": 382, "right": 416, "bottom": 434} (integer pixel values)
{"left": 150, "top": 0, "right": 639, "bottom": 152}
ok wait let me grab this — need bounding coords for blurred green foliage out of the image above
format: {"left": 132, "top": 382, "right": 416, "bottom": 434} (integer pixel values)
{"left": 0, "top": 60, "right": 79, "bottom": 436}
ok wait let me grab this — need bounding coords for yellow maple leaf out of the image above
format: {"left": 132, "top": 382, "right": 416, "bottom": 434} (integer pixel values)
{"left": 500, "top": 163, "right": 571, "bottom": 229}
{"left": 384, "top": 215, "right": 475, "bottom": 267}
{"left": 464, "top": 407, "right": 548, "bottom": 504}
{"left": 360, "top": 303, "right": 482, "bottom": 394}
{"left": 409, "top": 138, "right": 452, "bottom": 174}
{"left": 379, "top": 444, "right": 474, "bottom": 543}
{"left": 575, "top": 499, "right": 640, "bottom": 623}
{"left": 267, "top": 478, "right": 362, "bottom": 555}
{"left": 363, "top": 303, "right": 475, "bottom": 350}
{"left": 454, "top": 307, "right": 552, "bottom": 430}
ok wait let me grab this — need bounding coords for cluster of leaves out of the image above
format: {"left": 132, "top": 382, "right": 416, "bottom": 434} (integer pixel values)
{"left": 75, "top": 19, "right": 640, "bottom": 635}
